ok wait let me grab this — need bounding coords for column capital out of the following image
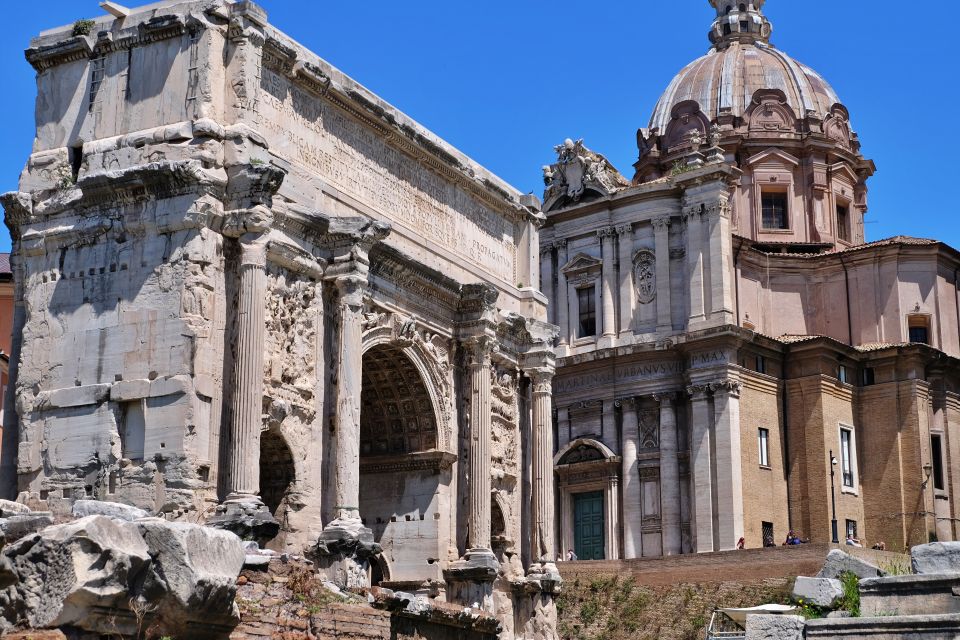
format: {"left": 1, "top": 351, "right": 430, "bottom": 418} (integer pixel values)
{"left": 238, "top": 234, "right": 269, "bottom": 268}
{"left": 710, "top": 379, "right": 742, "bottom": 398}
{"left": 596, "top": 226, "right": 617, "bottom": 240}
{"left": 703, "top": 199, "right": 732, "bottom": 220}
{"left": 552, "top": 238, "right": 568, "bottom": 250}
{"left": 652, "top": 215, "right": 673, "bottom": 231}
{"left": 652, "top": 391, "right": 678, "bottom": 405}
{"left": 540, "top": 244, "right": 555, "bottom": 257}
{"left": 681, "top": 205, "right": 702, "bottom": 220}
{"left": 528, "top": 368, "right": 555, "bottom": 394}
{"left": 615, "top": 223, "right": 633, "bottom": 236}
{"left": 465, "top": 334, "right": 498, "bottom": 366}
{"left": 222, "top": 204, "right": 274, "bottom": 239}
{"left": 615, "top": 396, "right": 637, "bottom": 409}
{"left": 686, "top": 383, "right": 711, "bottom": 399}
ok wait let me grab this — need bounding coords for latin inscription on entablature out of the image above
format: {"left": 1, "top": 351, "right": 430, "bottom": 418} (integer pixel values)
{"left": 688, "top": 349, "right": 731, "bottom": 369}
{"left": 555, "top": 360, "right": 682, "bottom": 394}
{"left": 251, "top": 62, "right": 516, "bottom": 283}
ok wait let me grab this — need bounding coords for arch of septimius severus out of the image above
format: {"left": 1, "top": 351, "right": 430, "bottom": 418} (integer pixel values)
{"left": 0, "top": 1, "right": 561, "bottom": 636}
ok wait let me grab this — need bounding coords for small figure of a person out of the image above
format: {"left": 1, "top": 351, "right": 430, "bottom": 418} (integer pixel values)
{"left": 736, "top": 537, "right": 745, "bottom": 550}
{"left": 566, "top": 549, "right": 578, "bottom": 561}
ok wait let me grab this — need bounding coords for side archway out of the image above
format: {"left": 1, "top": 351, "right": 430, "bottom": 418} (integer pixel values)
{"left": 554, "top": 438, "right": 621, "bottom": 561}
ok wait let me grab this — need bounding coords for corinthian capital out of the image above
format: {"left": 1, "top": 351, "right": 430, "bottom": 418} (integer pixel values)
{"left": 596, "top": 227, "right": 617, "bottom": 240}
{"left": 710, "top": 380, "right": 742, "bottom": 398}
{"left": 651, "top": 215, "right": 672, "bottom": 231}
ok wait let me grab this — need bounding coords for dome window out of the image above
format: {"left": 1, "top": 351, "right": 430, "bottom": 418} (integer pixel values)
{"left": 740, "top": 3, "right": 747, "bottom": 11}
{"left": 726, "top": 5, "right": 733, "bottom": 14}
{"left": 724, "top": 23, "right": 732, "bottom": 35}
{"left": 740, "top": 20, "right": 750, "bottom": 32}
{"left": 836, "top": 203, "right": 850, "bottom": 242}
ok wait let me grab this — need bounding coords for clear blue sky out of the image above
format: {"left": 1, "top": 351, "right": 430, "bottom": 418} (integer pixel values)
{"left": 1, "top": 1, "right": 957, "bottom": 253}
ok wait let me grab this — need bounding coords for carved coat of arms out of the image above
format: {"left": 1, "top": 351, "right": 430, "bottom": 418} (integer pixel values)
{"left": 634, "top": 250, "right": 656, "bottom": 305}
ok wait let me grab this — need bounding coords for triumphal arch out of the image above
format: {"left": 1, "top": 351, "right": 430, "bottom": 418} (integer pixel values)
{"left": 0, "top": 1, "right": 559, "bottom": 635}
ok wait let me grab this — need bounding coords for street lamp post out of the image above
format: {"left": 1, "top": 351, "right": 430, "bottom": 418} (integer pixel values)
{"left": 830, "top": 450, "right": 839, "bottom": 544}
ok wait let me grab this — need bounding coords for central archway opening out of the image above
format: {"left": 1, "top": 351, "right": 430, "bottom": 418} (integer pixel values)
{"left": 259, "top": 430, "right": 295, "bottom": 521}
{"left": 359, "top": 344, "right": 448, "bottom": 588}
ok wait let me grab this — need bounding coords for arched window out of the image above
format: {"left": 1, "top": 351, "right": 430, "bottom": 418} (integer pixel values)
{"left": 740, "top": 3, "right": 747, "bottom": 11}
{"left": 726, "top": 5, "right": 733, "bottom": 14}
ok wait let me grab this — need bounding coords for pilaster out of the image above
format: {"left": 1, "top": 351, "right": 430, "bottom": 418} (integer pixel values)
{"left": 655, "top": 392, "right": 682, "bottom": 555}
{"left": 705, "top": 199, "right": 735, "bottom": 325}
{"left": 652, "top": 216, "right": 673, "bottom": 333}
{"left": 616, "top": 224, "right": 635, "bottom": 336}
{"left": 540, "top": 246, "right": 555, "bottom": 325}
{"left": 712, "top": 379, "right": 744, "bottom": 551}
{"left": 684, "top": 206, "right": 706, "bottom": 326}
{"left": 555, "top": 240, "right": 570, "bottom": 346}
{"left": 688, "top": 384, "right": 714, "bottom": 553}
{"left": 598, "top": 228, "right": 617, "bottom": 340}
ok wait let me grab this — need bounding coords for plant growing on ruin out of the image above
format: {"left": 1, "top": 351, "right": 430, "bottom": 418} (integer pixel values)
{"left": 837, "top": 571, "right": 861, "bottom": 617}
{"left": 72, "top": 19, "right": 96, "bottom": 36}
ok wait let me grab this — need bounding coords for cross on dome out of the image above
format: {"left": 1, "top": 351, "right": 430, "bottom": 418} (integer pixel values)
{"left": 708, "top": 0, "right": 773, "bottom": 49}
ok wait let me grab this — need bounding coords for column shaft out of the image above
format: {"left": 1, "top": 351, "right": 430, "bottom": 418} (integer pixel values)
{"left": 689, "top": 386, "right": 714, "bottom": 553}
{"left": 331, "top": 276, "right": 366, "bottom": 522}
{"left": 685, "top": 208, "right": 706, "bottom": 324}
{"left": 658, "top": 394, "right": 682, "bottom": 555}
{"left": 653, "top": 217, "right": 673, "bottom": 333}
{"left": 713, "top": 382, "right": 744, "bottom": 550}
{"left": 599, "top": 229, "right": 616, "bottom": 337}
{"left": 531, "top": 371, "right": 556, "bottom": 561}
{"left": 617, "top": 225, "right": 635, "bottom": 335}
{"left": 621, "top": 399, "right": 641, "bottom": 559}
{"left": 468, "top": 337, "right": 495, "bottom": 550}
{"left": 227, "top": 237, "right": 268, "bottom": 498}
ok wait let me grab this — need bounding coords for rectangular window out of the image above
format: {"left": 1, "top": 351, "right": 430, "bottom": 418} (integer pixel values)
{"left": 761, "top": 192, "right": 789, "bottom": 230}
{"left": 932, "top": 434, "right": 945, "bottom": 491}
{"left": 755, "top": 355, "right": 766, "bottom": 374}
{"left": 577, "top": 287, "right": 597, "bottom": 338}
{"left": 908, "top": 316, "right": 930, "bottom": 345}
{"left": 846, "top": 519, "right": 858, "bottom": 539}
{"left": 840, "top": 427, "right": 855, "bottom": 488}
{"left": 758, "top": 428, "right": 770, "bottom": 467}
{"left": 862, "top": 368, "right": 875, "bottom": 386}
{"left": 838, "top": 365, "right": 849, "bottom": 384}
{"left": 837, "top": 204, "right": 850, "bottom": 242}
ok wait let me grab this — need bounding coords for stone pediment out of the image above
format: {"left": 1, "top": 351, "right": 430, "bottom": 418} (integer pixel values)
{"left": 828, "top": 162, "right": 859, "bottom": 185}
{"left": 745, "top": 147, "right": 800, "bottom": 168}
{"left": 560, "top": 253, "right": 602, "bottom": 276}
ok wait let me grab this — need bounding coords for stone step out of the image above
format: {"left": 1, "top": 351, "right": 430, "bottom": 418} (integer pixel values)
{"left": 805, "top": 613, "right": 960, "bottom": 639}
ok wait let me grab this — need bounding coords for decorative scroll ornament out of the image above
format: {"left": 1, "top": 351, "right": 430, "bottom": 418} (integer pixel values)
{"left": 634, "top": 250, "right": 656, "bottom": 305}
{"left": 542, "top": 138, "right": 629, "bottom": 210}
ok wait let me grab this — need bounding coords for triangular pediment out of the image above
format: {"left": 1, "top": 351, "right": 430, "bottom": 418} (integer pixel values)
{"left": 746, "top": 147, "right": 800, "bottom": 168}
{"left": 829, "top": 162, "right": 859, "bottom": 184}
{"left": 560, "top": 252, "right": 602, "bottom": 274}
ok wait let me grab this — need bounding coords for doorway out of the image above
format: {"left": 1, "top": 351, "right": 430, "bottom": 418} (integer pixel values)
{"left": 574, "top": 491, "right": 605, "bottom": 560}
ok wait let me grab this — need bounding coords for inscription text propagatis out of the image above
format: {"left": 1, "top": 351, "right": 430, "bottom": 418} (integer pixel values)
{"left": 253, "top": 64, "right": 517, "bottom": 283}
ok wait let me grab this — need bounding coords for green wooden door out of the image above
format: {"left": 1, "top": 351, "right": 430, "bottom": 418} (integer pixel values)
{"left": 573, "top": 491, "right": 605, "bottom": 560}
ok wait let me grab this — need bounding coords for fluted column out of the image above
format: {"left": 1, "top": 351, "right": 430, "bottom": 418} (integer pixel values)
{"left": 616, "top": 224, "right": 635, "bottom": 335}
{"left": 330, "top": 272, "right": 366, "bottom": 524}
{"left": 712, "top": 380, "right": 744, "bottom": 551}
{"left": 706, "top": 200, "right": 735, "bottom": 324}
{"left": 652, "top": 216, "right": 673, "bottom": 333}
{"left": 598, "top": 228, "right": 617, "bottom": 338}
{"left": 530, "top": 368, "right": 556, "bottom": 562}
{"left": 656, "top": 393, "right": 682, "bottom": 555}
{"left": 555, "top": 240, "right": 570, "bottom": 346}
{"left": 226, "top": 235, "right": 269, "bottom": 499}
{"left": 467, "top": 335, "right": 496, "bottom": 551}
{"left": 684, "top": 206, "right": 706, "bottom": 325}
{"left": 688, "top": 384, "right": 714, "bottom": 553}
{"left": 620, "top": 398, "right": 641, "bottom": 559}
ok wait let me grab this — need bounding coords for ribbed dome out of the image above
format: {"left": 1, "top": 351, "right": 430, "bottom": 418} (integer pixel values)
{"left": 649, "top": 3, "right": 841, "bottom": 132}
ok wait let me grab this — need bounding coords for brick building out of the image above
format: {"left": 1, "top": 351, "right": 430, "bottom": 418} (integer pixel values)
{"left": 542, "top": 0, "right": 960, "bottom": 558}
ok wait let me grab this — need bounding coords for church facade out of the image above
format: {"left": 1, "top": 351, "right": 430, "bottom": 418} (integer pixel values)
{"left": 542, "top": 0, "right": 960, "bottom": 559}
{"left": 1, "top": 1, "right": 560, "bottom": 637}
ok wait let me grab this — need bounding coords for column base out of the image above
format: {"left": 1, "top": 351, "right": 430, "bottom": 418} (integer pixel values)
{"left": 523, "top": 562, "right": 562, "bottom": 595}
{"left": 444, "top": 549, "right": 499, "bottom": 612}
{"left": 207, "top": 496, "right": 280, "bottom": 545}
{"left": 315, "top": 517, "right": 381, "bottom": 589}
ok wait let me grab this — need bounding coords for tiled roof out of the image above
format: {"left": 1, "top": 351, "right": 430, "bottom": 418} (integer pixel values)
{"left": 0, "top": 253, "right": 9, "bottom": 275}
{"left": 854, "top": 342, "right": 913, "bottom": 353}
{"left": 745, "top": 236, "right": 940, "bottom": 259}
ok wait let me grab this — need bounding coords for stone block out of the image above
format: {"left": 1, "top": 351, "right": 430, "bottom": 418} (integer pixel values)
{"left": 745, "top": 614, "right": 805, "bottom": 640}
{"left": 860, "top": 574, "right": 960, "bottom": 617}
{"left": 912, "top": 542, "right": 960, "bottom": 575}
{"left": 110, "top": 378, "right": 150, "bottom": 401}
{"left": 41, "top": 384, "right": 112, "bottom": 409}
{"left": 137, "top": 519, "right": 245, "bottom": 636}
{"left": 792, "top": 576, "right": 843, "bottom": 608}
{"left": 817, "top": 549, "right": 885, "bottom": 580}
{"left": 2, "top": 515, "right": 151, "bottom": 632}
{"left": 0, "top": 513, "right": 55, "bottom": 542}
{"left": 0, "top": 500, "right": 31, "bottom": 517}
{"left": 72, "top": 499, "right": 150, "bottom": 522}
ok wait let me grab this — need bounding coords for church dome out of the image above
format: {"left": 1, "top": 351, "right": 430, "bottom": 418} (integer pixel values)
{"left": 649, "top": 1, "right": 841, "bottom": 132}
